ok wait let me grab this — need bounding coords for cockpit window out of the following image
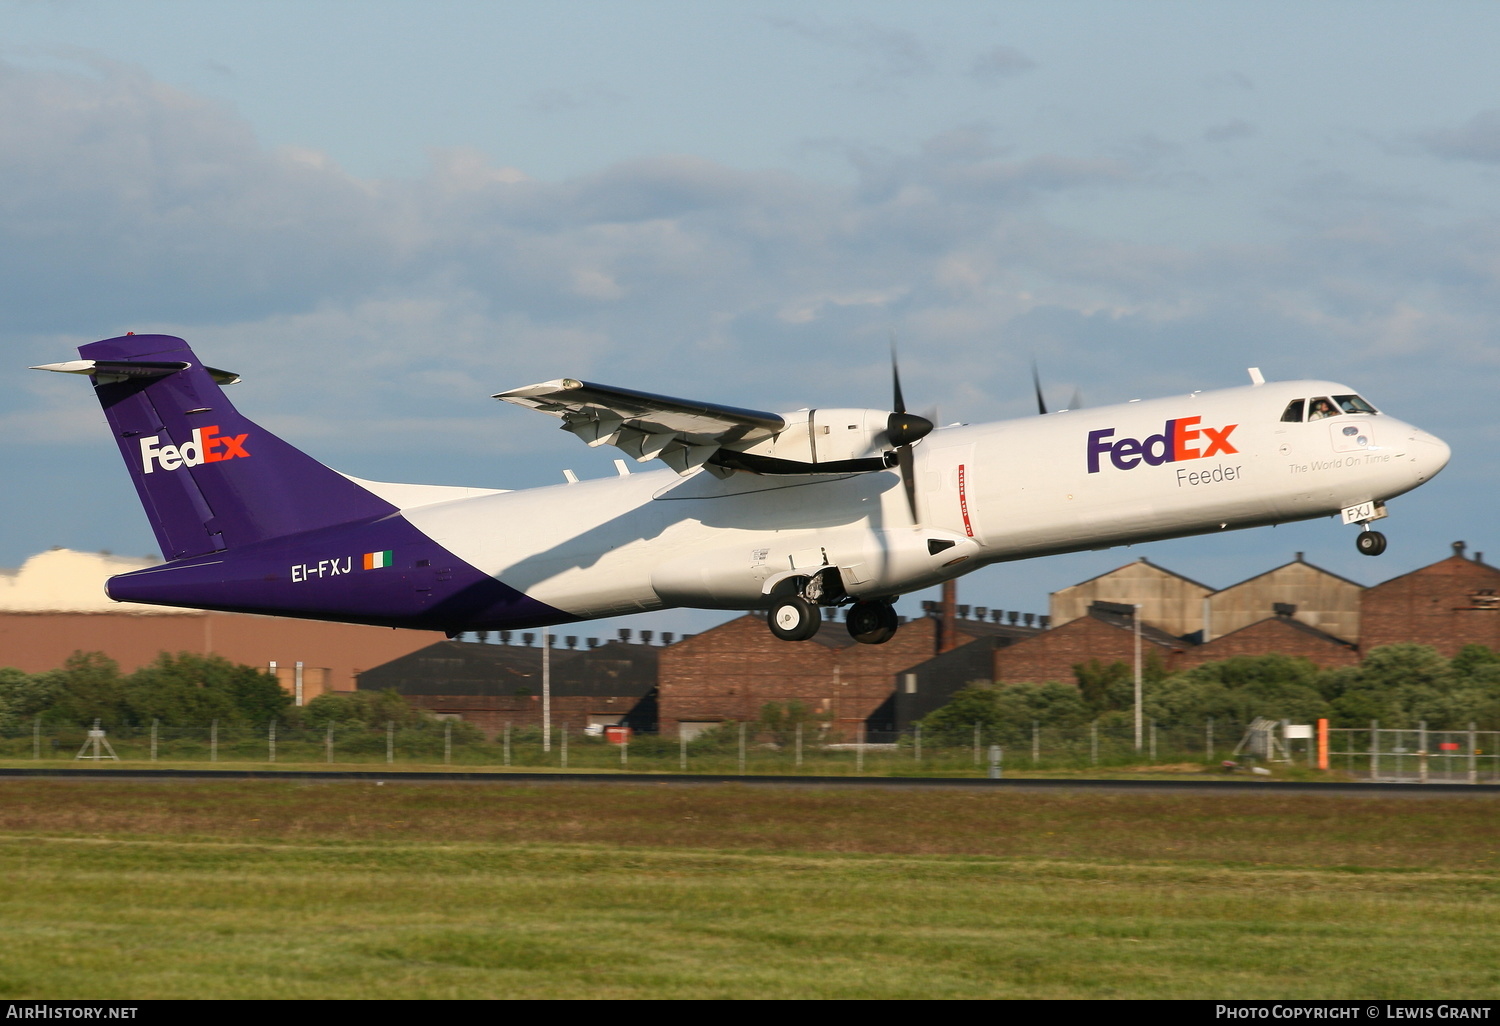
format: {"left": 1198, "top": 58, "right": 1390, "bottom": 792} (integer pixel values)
{"left": 1280, "top": 399, "right": 1305, "bottom": 423}
{"left": 1307, "top": 397, "right": 1338, "bottom": 421}
{"left": 1334, "top": 394, "right": 1378, "bottom": 415}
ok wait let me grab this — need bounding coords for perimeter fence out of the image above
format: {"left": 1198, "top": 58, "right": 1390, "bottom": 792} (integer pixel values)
{"left": 12, "top": 715, "right": 1496, "bottom": 781}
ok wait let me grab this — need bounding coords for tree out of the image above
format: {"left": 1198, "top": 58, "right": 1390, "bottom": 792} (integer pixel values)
{"left": 124, "top": 653, "right": 291, "bottom": 727}
{"left": 0, "top": 667, "right": 61, "bottom": 732}
{"left": 45, "top": 652, "right": 128, "bottom": 728}
{"left": 300, "top": 688, "right": 417, "bottom": 730}
{"left": 756, "top": 700, "right": 825, "bottom": 747}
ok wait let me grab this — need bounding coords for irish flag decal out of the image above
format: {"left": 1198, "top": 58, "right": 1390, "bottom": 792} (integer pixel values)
{"left": 363, "top": 550, "right": 393, "bottom": 570}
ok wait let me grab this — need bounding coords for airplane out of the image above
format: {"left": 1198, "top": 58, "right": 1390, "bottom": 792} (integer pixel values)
{"left": 32, "top": 333, "right": 1451, "bottom": 645}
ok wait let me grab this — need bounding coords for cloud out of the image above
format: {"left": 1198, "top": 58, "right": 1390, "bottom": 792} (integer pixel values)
{"left": 1421, "top": 109, "right": 1500, "bottom": 163}
{"left": 968, "top": 45, "right": 1036, "bottom": 84}
{"left": 1203, "top": 118, "right": 1257, "bottom": 143}
{"left": 766, "top": 16, "right": 931, "bottom": 86}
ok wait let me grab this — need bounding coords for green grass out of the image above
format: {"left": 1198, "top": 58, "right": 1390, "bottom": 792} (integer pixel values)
{"left": 0, "top": 781, "right": 1496, "bottom": 998}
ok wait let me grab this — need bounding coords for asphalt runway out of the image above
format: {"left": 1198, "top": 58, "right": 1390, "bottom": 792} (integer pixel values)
{"left": 2, "top": 766, "right": 1498, "bottom": 796}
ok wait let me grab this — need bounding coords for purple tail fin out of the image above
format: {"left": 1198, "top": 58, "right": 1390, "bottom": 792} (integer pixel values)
{"left": 76, "top": 334, "right": 396, "bottom": 560}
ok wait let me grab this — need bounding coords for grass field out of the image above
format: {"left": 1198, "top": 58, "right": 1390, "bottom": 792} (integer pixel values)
{"left": 0, "top": 778, "right": 1497, "bottom": 999}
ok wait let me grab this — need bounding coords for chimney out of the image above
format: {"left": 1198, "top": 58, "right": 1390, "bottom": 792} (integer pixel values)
{"left": 1008, "top": 611, "right": 1019, "bottom": 625}
{"left": 940, "top": 579, "right": 959, "bottom": 653}
{"left": 990, "top": 610, "right": 1002, "bottom": 623}
{"left": 1454, "top": 541, "right": 1468, "bottom": 558}
{"left": 500, "top": 630, "right": 512, "bottom": 645}
{"left": 587, "top": 638, "right": 599, "bottom": 649}
{"left": 1295, "top": 551, "right": 1304, "bottom": 562}
{"left": 1273, "top": 602, "right": 1296, "bottom": 618}
{"left": 640, "top": 630, "right": 654, "bottom": 645}
{"left": 662, "top": 632, "right": 675, "bottom": 645}
{"left": 957, "top": 604, "right": 970, "bottom": 619}
{"left": 522, "top": 633, "right": 535, "bottom": 647}
{"left": 1039, "top": 615, "right": 1051, "bottom": 629}
{"left": 565, "top": 636, "right": 578, "bottom": 649}
{"left": 619, "top": 628, "right": 633, "bottom": 643}
{"left": 1024, "top": 613, "right": 1035, "bottom": 627}
{"left": 974, "top": 606, "right": 988, "bottom": 620}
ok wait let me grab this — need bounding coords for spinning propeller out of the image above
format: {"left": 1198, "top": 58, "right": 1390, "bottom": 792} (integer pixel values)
{"left": 884, "top": 350, "right": 934, "bottom": 522}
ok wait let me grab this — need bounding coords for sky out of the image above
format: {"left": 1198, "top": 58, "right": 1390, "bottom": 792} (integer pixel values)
{"left": 3, "top": 0, "right": 1499, "bottom": 639}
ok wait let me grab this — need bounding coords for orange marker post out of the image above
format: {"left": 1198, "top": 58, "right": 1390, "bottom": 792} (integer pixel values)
{"left": 1317, "top": 718, "right": 1329, "bottom": 771}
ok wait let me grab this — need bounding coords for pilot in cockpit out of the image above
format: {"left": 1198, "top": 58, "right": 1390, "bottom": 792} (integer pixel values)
{"left": 1308, "top": 397, "right": 1336, "bottom": 421}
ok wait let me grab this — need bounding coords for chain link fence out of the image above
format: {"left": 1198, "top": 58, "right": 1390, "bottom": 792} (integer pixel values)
{"left": 5, "top": 716, "right": 1496, "bottom": 781}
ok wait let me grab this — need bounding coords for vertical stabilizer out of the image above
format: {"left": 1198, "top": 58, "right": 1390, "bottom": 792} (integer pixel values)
{"left": 68, "top": 334, "right": 396, "bottom": 559}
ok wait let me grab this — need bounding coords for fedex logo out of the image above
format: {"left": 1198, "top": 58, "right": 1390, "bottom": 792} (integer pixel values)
{"left": 1086, "top": 416, "right": 1237, "bottom": 474}
{"left": 139, "top": 425, "right": 250, "bottom": 474}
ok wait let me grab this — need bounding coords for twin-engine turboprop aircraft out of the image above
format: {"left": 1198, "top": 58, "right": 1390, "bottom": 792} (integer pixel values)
{"left": 33, "top": 334, "right": 1450, "bottom": 644}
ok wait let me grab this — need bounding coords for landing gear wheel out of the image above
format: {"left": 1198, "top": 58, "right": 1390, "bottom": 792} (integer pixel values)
{"left": 1356, "top": 530, "right": 1388, "bottom": 556}
{"left": 769, "top": 596, "right": 822, "bottom": 641}
{"left": 846, "top": 600, "right": 899, "bottom": 645}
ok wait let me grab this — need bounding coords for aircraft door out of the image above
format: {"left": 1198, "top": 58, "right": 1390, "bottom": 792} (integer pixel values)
{"left": 920, "top": 441, "right": 980, "bottom": 541}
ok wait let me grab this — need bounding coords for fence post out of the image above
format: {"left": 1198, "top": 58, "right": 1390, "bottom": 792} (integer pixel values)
{"left": 503, "top": 722, "right": 511, "bottom": 767}
{"left": 1091, "top": 720, "right": 1099, "bottom": 766}
{"left": 268, "top": 719, "right": 276, "bottom": 764}
{"left": 1419, "top": 720, "right": 1429, "bottom": 784}
{"left": 151, "top": 719, "right": 158, "bottom": 762}
{"left": 914, "top": 722, "right": 922, "bottom": 765}
{"left": 386, "top": 720, "right": 394, "bottom": 765}
{"left": 1206, "top": 717, "right": 1214, "bottom": 762}
{"left": 620, "top": 729, "right": 627, "bottom": 769}
{"left": 988, "top": 744, "right": 1002, "bottom": 780}
{"left": 560, "top": 723, "right": 568, "bottom": 769}
{"left": 326, "top": 723, "right": 334, "bottom": 764}
{"left": 973, "top": 722, "right": 981, "bottom": 765}
{"left": 1149, "top": 719, "right": 1157, "bottom": 762}
{"left": 1032, "top": 720, "right": 1039, "bottom": 765}
{"left": 1370, "top": 720, "right": 1379, "bottom": 782}
{"left": 1470, "top": 722, "right": 1479, "bottom": 786}
{"left": 855, "top": 722, "right": 864, "bottom": 774}
{"left": 738, "top": 722, "right": 746, "bottom": 776}
{"left": 444, "top": 720, "right": 452, "bottom": 766}
{"left": 211, "top": 719, "right": 218, "bottom": 763}
{"left": 795, "top": 721, "right": 802, "bottom": 769}
{"left": 33, "top": 715, "right": 40, "bottom": 761}
{"left": 680, "top": 729, "right": 688, "bottom": 772}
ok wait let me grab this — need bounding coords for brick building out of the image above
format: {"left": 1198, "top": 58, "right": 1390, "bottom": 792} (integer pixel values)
{"left": 1178, "top": 612, "right": 1359, "bottom": 670}
{"left": 991, "top": 602, "right": 1192, "bottom": 686}
{"left": 1359, "top": 542, "right": 1500, "bottom": 657}
{"left": 654, "top": 603, "right": 1048, "bottom": 739}
{"left": 357, "top": 635, "right": 659, "bottom": 736}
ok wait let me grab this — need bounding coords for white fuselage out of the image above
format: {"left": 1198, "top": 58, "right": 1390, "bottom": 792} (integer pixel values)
{"left": 398, "top": 379, "right": 1450, "bottom": 620}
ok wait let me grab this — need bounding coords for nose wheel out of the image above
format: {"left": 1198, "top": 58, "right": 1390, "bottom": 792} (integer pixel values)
{"left": 1356, "top": 529, "right": 1388, "bottom": 557}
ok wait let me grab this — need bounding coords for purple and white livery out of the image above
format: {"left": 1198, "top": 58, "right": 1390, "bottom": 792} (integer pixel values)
{"left": 34, "top": 333, "right": 1452, "bottom": 644}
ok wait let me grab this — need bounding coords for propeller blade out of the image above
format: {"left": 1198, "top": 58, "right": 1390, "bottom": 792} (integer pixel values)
{"left": 891, "top": 347, "right": 907, "bottom": 415}
{"left": 897, "top": 444, "right": 918, "bottom": 522}
{"left": 1032, "top": 361, "right": 1048, "bottom": 416}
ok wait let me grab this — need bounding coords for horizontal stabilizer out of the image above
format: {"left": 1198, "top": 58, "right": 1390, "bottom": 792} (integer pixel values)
{"left": 31, "top": 359, "right": 242, "bottom": 386}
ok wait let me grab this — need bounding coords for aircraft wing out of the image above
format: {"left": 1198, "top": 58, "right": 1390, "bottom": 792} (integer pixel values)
{"left": 495, "top": 378, "right": 787, "bottom": 475}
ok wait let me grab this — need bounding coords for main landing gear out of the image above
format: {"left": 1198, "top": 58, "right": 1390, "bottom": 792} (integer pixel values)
{"left": 766, "top": 570, "right": 899, "bottom": 645}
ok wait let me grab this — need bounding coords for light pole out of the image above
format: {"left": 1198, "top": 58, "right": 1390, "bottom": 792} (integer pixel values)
{"left": 1133, "top": 604, "right": 1143, "bottom": 752}
{"left": 542, "top": 626, "right": 551, "bottom": 752}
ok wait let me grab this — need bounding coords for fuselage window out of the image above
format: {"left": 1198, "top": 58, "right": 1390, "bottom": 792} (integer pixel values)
{"left": 1334, "top": 394, "right": 1378, "bottom": 415}
{"left": 1307, "top": 397, "right": 1338, "bottom": 421}
{"left": 1280, "top": 399, "right": 1306, "bottom": 423}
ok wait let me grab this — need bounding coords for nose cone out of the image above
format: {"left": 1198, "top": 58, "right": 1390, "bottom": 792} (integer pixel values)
{"left": 1410, "top": 427, "right": 1452, "bottom": 482}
